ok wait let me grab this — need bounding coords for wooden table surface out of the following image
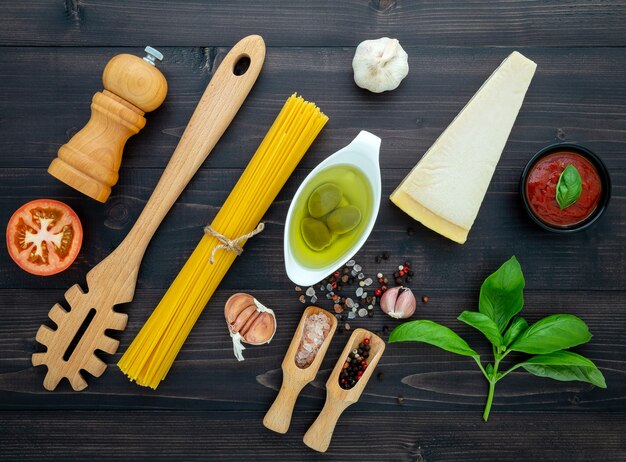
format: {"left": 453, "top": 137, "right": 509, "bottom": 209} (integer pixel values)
{"left": 1, "top": 1, "right": 625, "bottom": 460}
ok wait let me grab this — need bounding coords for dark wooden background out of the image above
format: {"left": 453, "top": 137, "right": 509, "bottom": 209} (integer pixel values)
{"left": 1, "top": 1, "right": 625, "bottom": 460}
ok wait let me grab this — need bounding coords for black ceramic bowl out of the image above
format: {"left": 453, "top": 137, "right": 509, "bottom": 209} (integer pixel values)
{"left": 520, "top": 143, "right": 611, "bottom": 233}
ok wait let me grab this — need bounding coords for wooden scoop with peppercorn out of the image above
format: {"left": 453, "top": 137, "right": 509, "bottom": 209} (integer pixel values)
{"left": 263, "top": 306, "right": 337, "bottom": 434}
{"left": 303, "top": 328, "right": 385, "bottom": 452}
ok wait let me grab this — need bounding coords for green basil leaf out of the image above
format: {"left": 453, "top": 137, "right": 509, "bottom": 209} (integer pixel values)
{"left": 479, "top": 256, "right": 525, "bottom": 333}
{"left": 458, "top": 311, "right": 503, "bottom": 347}
{"left": 389, "top": 320, "right": 478, "bottom": 357}
{"left": 503, "top": 317, "right": 528, "bottom": 347}
{"left": 556, "top": 164, "right": 582, "bottom": 210}
{"left": 509, "top": 314, "right": 592, "bottom": 354}
{"left": 519, "top": 351, "right": 606, "bottom": 388}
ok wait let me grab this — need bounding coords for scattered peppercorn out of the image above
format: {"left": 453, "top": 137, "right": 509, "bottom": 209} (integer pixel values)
{"left": 407, "top": 227, "right": 415, "bottom": 236}
{"left": 422, "top": 295, "right": 429, "bottom": 303}
{"left": 377, "top": 372, "right": 384, "bottom": 381}
{"left": 382, "top": 251, "right": 390, "bottom": 260}
{"left": 397, "top": 395, "right": 405, "bottom": 405}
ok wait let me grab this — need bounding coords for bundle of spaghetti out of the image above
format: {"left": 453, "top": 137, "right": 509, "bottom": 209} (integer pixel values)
{"left": 118, "top": 94, "right": 328, "bottom": 388}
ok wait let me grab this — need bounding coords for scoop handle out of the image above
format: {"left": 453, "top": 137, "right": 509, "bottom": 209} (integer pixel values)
{"left": 303, "top": 393, "right": 351, "bottom": 453}
{"left": 263, "top": 376, "right": 307, "bottom": 434}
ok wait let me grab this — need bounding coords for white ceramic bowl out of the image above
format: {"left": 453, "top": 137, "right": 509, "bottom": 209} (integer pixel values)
{"left": 284, "top": 130, "right": 382, "bottom": 286}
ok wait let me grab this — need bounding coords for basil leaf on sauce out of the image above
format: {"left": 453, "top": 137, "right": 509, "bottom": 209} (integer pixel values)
{"left": 556, "top": 164, "right": 582, "bottom": 210}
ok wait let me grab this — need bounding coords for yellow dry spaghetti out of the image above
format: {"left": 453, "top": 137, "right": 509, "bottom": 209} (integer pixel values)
{"left": 118, "top": 94, "right": 328, "bottom": 388}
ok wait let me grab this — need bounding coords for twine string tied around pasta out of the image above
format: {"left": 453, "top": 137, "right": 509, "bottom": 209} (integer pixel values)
{"left": 204, "top": 222, "right": 265, "bottom": 264}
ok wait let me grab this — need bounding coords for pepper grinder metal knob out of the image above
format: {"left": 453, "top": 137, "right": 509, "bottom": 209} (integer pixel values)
{"left": 48, "top": 46, "right": 168, "bottom": 203}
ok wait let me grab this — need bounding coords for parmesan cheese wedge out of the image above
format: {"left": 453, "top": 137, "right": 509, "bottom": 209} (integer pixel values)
{"left": 390, "top": 51, "right": 536, "bottom": 244}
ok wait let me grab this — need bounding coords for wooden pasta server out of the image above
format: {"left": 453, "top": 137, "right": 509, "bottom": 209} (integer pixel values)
{"left": 264, "top": 306, "right": 337, "bottom": 434}
{"left": 32, "top": 35, "right": 266, "bottom": 391}
{"left": 303, "top": 328, "right": 385, "bottom": 453}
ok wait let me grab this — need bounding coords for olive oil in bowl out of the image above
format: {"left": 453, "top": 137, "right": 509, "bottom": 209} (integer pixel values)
{"left": 290, "top": 165, "right": 373, "bottom": 268}
{"left": 284, "top": 131, "right": 382, "bottom": 286}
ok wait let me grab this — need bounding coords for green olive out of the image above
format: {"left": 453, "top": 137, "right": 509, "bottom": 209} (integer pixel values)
{"left": 308, "top": 183, "right": 342, "bottom": 218}
{"left": 326, "top": 205, "right": 362, "bottom": 235}
{"left": 301, "top": 217, "right": 333, "bottom": 251}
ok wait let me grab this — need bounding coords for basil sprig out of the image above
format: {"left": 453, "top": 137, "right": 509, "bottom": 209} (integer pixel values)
{"left": 389, "top": 256, "right": 606, "bottom": 422}
{"left": 556, "top": 164, "right": 582, "bottom": 209}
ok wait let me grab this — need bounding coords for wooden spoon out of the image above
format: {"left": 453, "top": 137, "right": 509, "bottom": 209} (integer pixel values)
{"left": 263, "top": 306, "right": 337, "bottom": 434}
{"left": 32, "top": 35, "right": 266, "bottom": 391}
{"left": 303, "top": 328, "right": 385, "bottom": 452}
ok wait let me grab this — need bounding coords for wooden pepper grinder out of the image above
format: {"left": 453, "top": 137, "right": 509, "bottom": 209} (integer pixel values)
{"left": 48, "top": 47, "right": 168, "bottom": 202}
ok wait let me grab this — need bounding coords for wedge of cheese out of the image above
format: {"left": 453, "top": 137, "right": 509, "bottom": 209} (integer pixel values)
{"left": 390, "top": 51, "right": 536, "bottom": 244}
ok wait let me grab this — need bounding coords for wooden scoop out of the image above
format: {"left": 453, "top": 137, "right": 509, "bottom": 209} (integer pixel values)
{"left": 32, "top": 35, "right": 266, "bottom": 391}
{"left": 303, "top": 328, "right": 385, "bottom": 453}
{"left": 263, "top": 306, "right": 337, "bottom": 434}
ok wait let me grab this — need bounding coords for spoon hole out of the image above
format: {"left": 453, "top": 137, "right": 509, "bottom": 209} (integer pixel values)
{"left": 233, "top": 55, "right": 251, "bottom": 76}
{"left": 63, "top": 308, "right": 96, "bottom": 361}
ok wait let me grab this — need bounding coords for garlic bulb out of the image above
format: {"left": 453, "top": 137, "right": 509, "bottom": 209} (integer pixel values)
{"left": 224, "top": 293, "right": 277, "bottom": 361}
{"left": 352, "top": 37, "right": 409, "bottom": 93}
{"left": 380, "top": 286, "right": 416, "bottom": 319}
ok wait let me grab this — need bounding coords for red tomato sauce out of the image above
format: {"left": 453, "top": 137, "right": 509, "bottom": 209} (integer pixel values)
{"left": 525, "top": 151, "right": 602, "bottom": 227}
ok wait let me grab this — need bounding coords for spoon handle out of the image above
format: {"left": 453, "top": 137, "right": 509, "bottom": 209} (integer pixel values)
{"left": 122, "top": 35, "right": 266, "bottom": 258}
{"left": 263, "top": 377, "right": 307, "bottom": 434}
{"left": 303, "top": 393, "right": 351, "bottom": 453}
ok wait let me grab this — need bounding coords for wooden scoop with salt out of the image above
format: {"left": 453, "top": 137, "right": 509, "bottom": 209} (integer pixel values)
{"left": 263, "top": 306, "right": 337, "bottom": 434}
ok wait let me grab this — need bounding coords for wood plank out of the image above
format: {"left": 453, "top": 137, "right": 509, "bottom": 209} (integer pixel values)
{"left": 0, "top": 410, "right": 624, "bottom": 461}
{"left": 0, "top": 46, "right": 625, "bottom": 172}
{"left": 1, "top": 167, "right": 624, "bottom": 292}
{"left": 1, "top": 289, "right": 623, "bottom": 411}
{"left": 1, "top": 1, "right": 626, "bottom": 47}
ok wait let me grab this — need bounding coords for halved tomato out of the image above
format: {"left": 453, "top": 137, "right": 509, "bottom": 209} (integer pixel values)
{"left": 6, "top": 199, "right": 83, "bottom": 276}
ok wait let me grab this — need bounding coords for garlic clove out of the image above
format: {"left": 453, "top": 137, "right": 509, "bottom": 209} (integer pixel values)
{"left": 380, "top": 286, "right": 400, "bottom": 314}
{"left": 380, "top": 286, "right": 416, "bottom": 319}
{"left": 243, "top": 311, "right": 276, "bottom": 345}
{"left": 394, "top": 287, "right": 416, "bottom": 319}
{"left": 352, "top": 37, "right": 409, "bottom": 93}
{"left": 233, "top": 304, "right": 258, "bottom": 334}
{"left": 224, "top": 293, "right": 255, "bottom": 324}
